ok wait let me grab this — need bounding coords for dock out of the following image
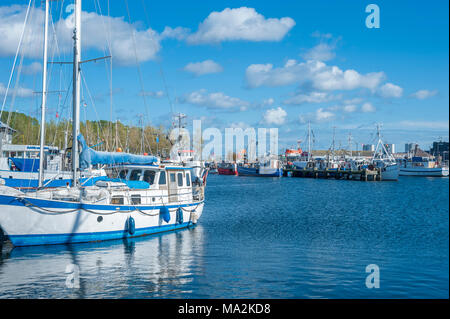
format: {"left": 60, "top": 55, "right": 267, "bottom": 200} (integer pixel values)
{"left": 283, "top": 167, "right": 382, "bottom": 181}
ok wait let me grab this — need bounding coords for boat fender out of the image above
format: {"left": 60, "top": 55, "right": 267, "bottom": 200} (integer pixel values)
{"left": 127, "top": 216, "right": 135, "bottom": 235}
{"left": 176, "top": 207, "right": 183, "bottom": 224}
{"left": 190, "top": 212, "right": 198, "bottom": 224}
{"left": 160, "top": 206, "right": 170, "bottom": 223}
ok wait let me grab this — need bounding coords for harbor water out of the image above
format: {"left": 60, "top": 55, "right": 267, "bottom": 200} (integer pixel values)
{"left": 0, "top": 175, "right": 448, "bottom": 298}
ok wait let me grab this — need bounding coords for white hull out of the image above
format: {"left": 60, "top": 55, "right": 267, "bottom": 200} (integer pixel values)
{"left": 399, "top": 167, "right": 449, "bottom": 177}
{"left": 380, "top": 163, "right": 399, "bottom": 181}
{"left": 0, "top": 193, "right": 203, "bottom": 246}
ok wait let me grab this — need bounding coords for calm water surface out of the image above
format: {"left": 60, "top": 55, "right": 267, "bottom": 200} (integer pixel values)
{"left": 0, "top": 175, "right": 448, "bottom": 298}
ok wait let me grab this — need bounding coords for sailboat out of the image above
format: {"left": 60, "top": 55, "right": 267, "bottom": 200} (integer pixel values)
{"left": 0, "top": 0, "right": 206, "bottom": 247}
{"left": 0, "top": 0, "right": 105, "bottom": 190}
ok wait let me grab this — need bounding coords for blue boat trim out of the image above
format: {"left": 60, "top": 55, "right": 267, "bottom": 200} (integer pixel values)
{"left": 0, "top": 174, "right": 105, "bottom": 189}
{"left": 237, "top": 166, "right": 283, "bottom": 177}
{"left": 7, "top": 221, "right": 195, "bottom": 246}
{"left": 0, "top": 194, "right": 203, "bottom": 211}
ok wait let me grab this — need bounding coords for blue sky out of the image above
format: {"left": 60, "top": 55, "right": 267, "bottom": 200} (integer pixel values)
{"left": 0, "top": 0, "right": 448, "bottom": 152}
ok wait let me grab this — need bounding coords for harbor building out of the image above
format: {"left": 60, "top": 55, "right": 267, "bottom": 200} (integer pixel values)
{"left": 429, "top": 141, "right": 449, "bottom": 162}
{"left": 405, "top": 143, "right": 419, "bottom": 153}
{"left": 362, "top": 144, "right": 375, "bottom": 151}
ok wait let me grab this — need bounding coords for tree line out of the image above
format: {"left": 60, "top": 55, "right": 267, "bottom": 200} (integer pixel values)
{"left": 1, "top": 111, "right": 173, "bottom": 157}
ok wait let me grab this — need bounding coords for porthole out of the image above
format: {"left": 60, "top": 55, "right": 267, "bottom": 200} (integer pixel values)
{"left": 97, "top": 216, "right": 103, "bottom": 223}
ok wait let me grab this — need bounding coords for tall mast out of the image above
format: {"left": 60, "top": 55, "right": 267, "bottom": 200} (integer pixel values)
{"left": 332, "top": 126, "right": 336, "bottom": 159}
{"left": 38, "top": 0, "right": 49, "bottom": 187}
{"left": 307, "top": 121, "right": 311, "bottom": 162}
{"left": 72, "top": 0, "right": 81, "bottom": 185}
{"left": 348, "top": 132, "right": 352, "bottom": 158}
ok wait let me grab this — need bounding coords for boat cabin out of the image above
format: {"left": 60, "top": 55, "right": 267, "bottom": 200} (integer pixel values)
{"left": 103, "top": 164, "right": 195, "bottom": 205}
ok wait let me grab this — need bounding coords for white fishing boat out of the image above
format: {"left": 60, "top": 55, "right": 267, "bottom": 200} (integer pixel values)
{"left": 0, "top": 0, "right": 206, "bottom": 247}
{"left": 371, "top": 124, "right": 399, "bottom": 181}
{"left": 398, "top": 157, "right": 449, "bottom": 177}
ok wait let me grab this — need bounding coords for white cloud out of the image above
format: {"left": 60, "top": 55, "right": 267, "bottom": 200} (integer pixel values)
{"left": 186, "top": 7, "right": 295, "bottom": 44}
{"left": 0, "top": 5, "right": 161, "bottom": 65}
{"left": 160, "top": 26, "right": 190, "bottom": 40}
{"left": 229, "top": 121, "right": 251, "bottom": 129}
{"left": 261, "top": 98, "right": 275, "bottom": 106}
{"left": 311, "top": 31, "right": 333, "bottom": 39}
{"left": 283, "top": 91, "right": 339, "bottom": 105}
{"left": 245, "top": 59, "right": 385, "bottom": 91}
{"left": 182, "top": 89, "right": 249, "bottom": 110}
{"left": 378, "top": 82, "right": 403, "bottom": 98}
{"left": 343, "top": 104, "right": 357, "bottom": 113}
{"left": 0, "top": 82, "right": 34, "bottom": 98}
{"left": 299, "top": 107, "right": 335, "bottom": 124}
{"left": 343, "top": 97, "right": 364, "bottom": 105}
{"left": 410, "top": 89, "right": 438, "bottom": 100}
{"left": 263, "top": 106, "right": 287, "bottom": 125}
{"left": 301, "top": 43, "right": 335, "bottom": 61}
{"left": 140, "top": 90, "right": 164, "bottom": 98}
{"left": 183, "top": 60, "right": 223, "bottom": 76}
{"left": 386, "top": 120, "right": 449, "bottom": 130}
{"left": 361, "top": 102, "right": 376, "bottom": 112}
{"left": 315, "top": 108, "right": 334, "bottom": 121}
{"left": 21, "top": 61, "right": 42, "bottom": 75}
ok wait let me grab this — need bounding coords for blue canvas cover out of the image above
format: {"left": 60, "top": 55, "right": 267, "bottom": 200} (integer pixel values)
{"left": 78, "top": 134, "right": 158, "bottom": 169}
{"left": 9, "top": 158, "right": 40, "bottom": 172}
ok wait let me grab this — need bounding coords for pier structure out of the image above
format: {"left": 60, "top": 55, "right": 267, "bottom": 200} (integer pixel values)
{"left": 283, "top": 166, "right": 382, "bottom": 181}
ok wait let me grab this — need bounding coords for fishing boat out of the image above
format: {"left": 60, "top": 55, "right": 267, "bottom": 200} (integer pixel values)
{"left": 0, "top": 0, "right": 206, "bottom": 247}
{"left": 217, "top": 162, "right": 237, "bottom": 175}
{"left": 398, "top": 156, "right": 449, "bottom": 177}
{"left": 237, "top": 158, "right": 283, "bottom": 177}
{"left": 371, "top": 124, "right": 399, "bottom": 181}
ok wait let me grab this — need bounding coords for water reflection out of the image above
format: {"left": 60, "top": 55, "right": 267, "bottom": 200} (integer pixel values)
{"left": 0, "top": 226, "right": 205, "bottom": 298}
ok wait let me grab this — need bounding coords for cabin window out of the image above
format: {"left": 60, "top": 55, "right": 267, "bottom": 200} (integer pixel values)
{"left": 130, "top": 194, "right": 141, "bottom": 205}
{"left": 129, "top": 169, "right": 142, "bottom": 181}
{"left": 118, "top": 169, "right": 128, "bottom": 179}
{"left": 170, "top": 173, "right": 176, "bottom": 183}
{"left": 159, "top": 171, "right": 167, "bottom": 185}
{"left": 143, "top": 170, "right": 156, "bottom": 184}
{"left": 111, "top": 196, "right": 124, "bottom": 205}
{"left": 186, "top": 172, "right": 191, "bottom": 186}
{"left": 177, "top": 172, "right": 183, "bottom": 187}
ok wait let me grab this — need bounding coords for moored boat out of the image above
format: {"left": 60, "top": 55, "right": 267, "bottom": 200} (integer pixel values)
{"left": 237, "top": 158, "right": 282, "bottom": 177}
{"left": 398, "top": 149, "right": 449, "bottom": 177}
{"left": 0, "top": 0, "right": 207, "bottom": 247}
{"left": 217, "top": 162, "right": 237, "bottom": 175}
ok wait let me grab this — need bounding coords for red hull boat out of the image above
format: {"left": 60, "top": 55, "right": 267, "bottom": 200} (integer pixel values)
{"left": 217, "top": 163, "right": 238, "bottom": 175}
